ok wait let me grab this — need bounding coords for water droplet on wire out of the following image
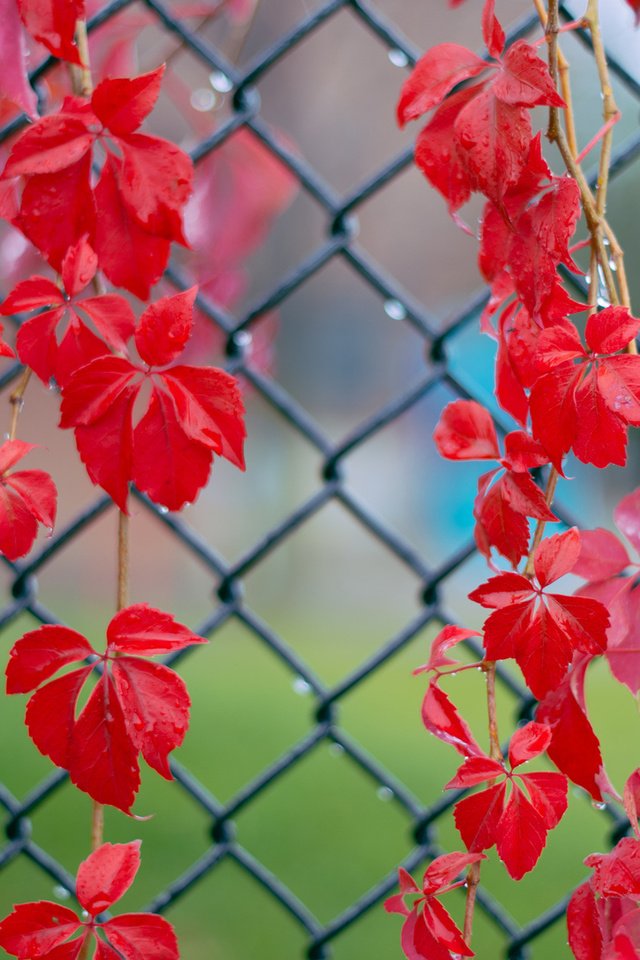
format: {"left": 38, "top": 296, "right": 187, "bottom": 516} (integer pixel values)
{"left": 210, "top": 71, "right": 233, "bottom": 93}
{"left": 388, "top": 49, "right": 409, "bottom": 68}
{"left": 377, "top": 786, "right": 394, "bottom": 801}
{"left": 384, "top": 299, "right": 407, "bottom": 321}
{"left": 292, "top": 676, "right": 311, "bottom": 696}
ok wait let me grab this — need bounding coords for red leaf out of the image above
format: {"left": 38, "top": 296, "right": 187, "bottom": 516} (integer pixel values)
{"left": 72, "top": 388, "right": 137, "bottom": 512}
{"left": 626, "top": 0, "right": 640, "bottom": 25}
{"left": 534, "top": 527, "right": 582, "bottom": 587}
{"left": 496, "top": 785, "right": 548, "bottom": 880}
{"left": 94, "top": 154, "right": 170, "bottom": 300}
{"left": 422, "top": 898, "right": 473, "bottom": 956}
{"left": 455, "top": 89, "right": 531, "bottom": 204}
{"left": 6, "top": 625, "right": 92, "bottom": 694}
{"left": 78, "top": 295, "right": 136, "bottom": 354}
{"left": 573, "top": 528, "right": 631, "bottom": 582}
{"left": 25, "top": 667, "right": 93, "bottom": 770}
{"left": 162, "top": 366, "right": 246, "bottom": 469}
{"left": 482, "top": 0, "right": 504, "bottom": 58}
{"left": 614, "top": 487, "right": 640, "bottom": 555}
{"left": 400, "top": 911, "right": 452, "bottom": 960}
{"left": 502, "top": 430, "right": 550, "bottom": 472}
{"left": 3, "top": 115, "right": 95, "bottom": 177}
{"left": 433, "top": 400, "right": 499, "bottom": 460}
{"left": 413, "top": 623, "right": 481, "bottom": 674}
{"left": 132, "top": 386, "right": 213, "bottom": 510}
{"left": 536, "top": 657, "right": 607, "bottom": 800}
{"left": 0, "top": 902, "right": 81, "bottom": 957}
{"left": 61, "top": 235, "right": 98, "bottom": 298}
{"left": 118, "top": 134, "right": 193, "bottom": 243}
{"left": 107, "top": 604, "right": 205, "bottom": 655}
{"left": 522, "top": 771, "right": 568, "bottom": 829}
{"left": 112, "top": 658, "right": 190, "bottom": 779}
{"left": 0, "top": 442, "right": 58, "bottom": 559}
{"left": 474, "top": 472, "right": 531, "bottom": 566}
{"left": 68, "top": 674, "right": 140, "bottom": 812}
{"left": 76, "top": 841, "right": 141, "bottom": 915}
{"left": 0, "top": 484, "right": 38, "bottom": 560}
{"left": 624, "top": 770, "right": 640, "bottom": 839}
{"left": 508, "top": 721, "right": 552, "bottom": 768}
{"left": 453, "top": 780, "right": 506, "bottom": 851}
{"left": 420, "top": 681, "right": 483, "bottom": 757}
{"left": 15, "top": 153, "right": 96, "bottom": 273}
{"left": 18, "top": 0, "right": 84, "bottom": 64}
{"left": 585, "top": 306, "right": 640, "bottom": 355}
{"left": 414, "top": 83, "right": 482, "bottom": 214}
{"left": 586, "top": 838, "right": 640, "bottom": 898}
{"left": 446, "top": 755, "right": 505, "bottom": 788}
{"left": 573, "top": 369, "right": 629, "bottom": 468}
{"left": 0, "top": 0, "right": 38, "bottom": 118}
{"left": 494, "top": 40, "right": 565, "bottom": 108}
{"left": 422, "top": 851, "right": 485, "bottom": 893}
{"left": 102, "top": 914, "right": 179, "bottom": 960}
{"left": 396, "top": 44, "right": 488, "bottom": 126}
{"left": 135, "top": 288, "right": 197, "bottom": 367}
{"left": 529, "top": 362, "right": 582, "bottom": 471}
{"left": 91, "top": 67, "right": 164, "bottom": 136}
{"left": 1, "top": 277, "right": 64, "bottom": 313}
{"left": 567, "top": 882, "right": 604, "bottom": 960}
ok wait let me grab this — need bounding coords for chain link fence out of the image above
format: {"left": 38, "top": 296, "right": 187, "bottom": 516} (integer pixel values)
{"left": 1, "top": 1, "right": 639, "bottom": 957}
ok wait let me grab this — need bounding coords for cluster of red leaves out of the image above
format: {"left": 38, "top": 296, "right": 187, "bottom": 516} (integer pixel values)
{"left": 0, "top": 841, "right": 178, "bottom": 960}
{"left": 0, "top": 440, "right": 56, "bottom": 559}
{"left": 391, "top": 1, "right": 640, "bottom": 956}
{"left": 58, "top": 284, "right": 246, "bottom": 512}
{"left": 6, "top": 604, "right": 206, "bottom": 813}
{"left": 568, "top": 771, "right": 640, "bottom": 959}
{"left": 2, "top": 66, "right": 192, "bottom": 299}
{"left": 447, "top": 722, "right": 568, "bottom": 880}
{"left": 384, "top": 852, "right": 485, "bottom": 959}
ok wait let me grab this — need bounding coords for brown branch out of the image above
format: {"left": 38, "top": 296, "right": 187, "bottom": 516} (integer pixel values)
{"left": 8, "top": 369, "right": 31, "bottom": 441}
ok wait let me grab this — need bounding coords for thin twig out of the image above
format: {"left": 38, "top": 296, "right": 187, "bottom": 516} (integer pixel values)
{"left": 8, "top": 369, "right": 31, "bottom": 441}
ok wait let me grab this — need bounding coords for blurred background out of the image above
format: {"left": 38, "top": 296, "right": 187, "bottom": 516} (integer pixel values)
{"left": 2, "top": 0, "right": 640, "bottom": 956}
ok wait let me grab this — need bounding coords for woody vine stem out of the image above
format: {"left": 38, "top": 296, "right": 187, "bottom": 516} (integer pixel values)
{"left": 461, "top": 0, "right": 632, "bottom": 946}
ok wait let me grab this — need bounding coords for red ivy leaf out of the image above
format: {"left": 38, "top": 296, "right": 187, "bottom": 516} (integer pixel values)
{"left": 91, "top": 67, "right": 164, "bottom": 136}
{"left": 5, "top": 607, "right": 206, "bottom": 812}
{"left": 397, "top": 44, "right": 488, "bottom": 126}
{"left": 76, "top": 841, "right": 141, "bottom": 915}
{"left": 18, "top": 0, "right": 84, "bottom": 65}
{"left": 0, "top": 440, "right": 57, "bottom": 560}
{"left": 59, "top": 292, "right": 246, "bottom": 511}
{"left": 0, "top": 901, "right": 81, "bottom": 957}
{"left": 433, "top": 400, "right": 499, "bottom": 460}
{"left": 0, "top": 842, "right": 179, "bottom": 960}
{"left": 567, "top": 882, "right": 604, "bottom": 960}
{"left": 0, "top": 0, "right": 38, "bottom": 118}
{"left": 470, "top": 529, "right": 609, "bottom": 697}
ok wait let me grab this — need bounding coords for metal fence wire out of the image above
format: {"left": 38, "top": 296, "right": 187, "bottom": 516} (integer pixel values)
{"left": 0, "top": 1, "right": 639, "bottom": 958}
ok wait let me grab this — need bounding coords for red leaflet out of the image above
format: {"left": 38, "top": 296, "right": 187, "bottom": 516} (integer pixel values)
{"left": 18, "top": 0, "right": 84, "bottom": 64}
{"left": 59, "top": 288, "right": 246, "bottom": 511}
{"left": 5, "top": 605, "right": 206, "bottom": 812}
{"left": 572, "top": 489, "right": 640, "bottom": 694}
{"left": 413, "top": 625, "right": 484, "bottom": 757}
{"left": 0, "top": 841, "right": 179, "bottom": 960}
{"left": 530, "top": 306, "right": 640, "bottom": 470}
{"left": 627, "top": 0, "right": 640, "bottom": 24}
{"left": 446, "top": 723, "right": 568, "bottom": 879}
{"left": 624, "top": 770, "right": 640, "bottom": 839}
{"left": 1, "top": 236, "right": 135, "bottom": 386}
{"left": 469, "top": 528, "right": 609, "bottom": 697}
{"left": 434, "top": 399, "right": 555, "bottom": 565}
{"left": 398, "top": 15, "right": 563, "bottom": 206}
{"left": 2, "top": 67, "right": 193, "bottom": 297}
{"left": 586, "top": 839, "right": 640, "bottom": 899}
{"left": 0, "top": 0, "right": 38, "bottom": 118}
{"left": 0, "top": 440, "right": 57, "bottom": 560}
{"left": 536, "top": 655, "right": 610, "bottom": 801}
{"left": 385, "top": 852, "right": 485, "bottom": 959}
{"left": 567, "top": 883, "right": 604, "bottom": 960}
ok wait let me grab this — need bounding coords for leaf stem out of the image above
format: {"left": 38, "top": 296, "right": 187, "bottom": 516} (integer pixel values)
{"left": 8, "top": 368, "right": 31, "bottom": 441}
{"left": 117, "top": 510, "right": 129, "bottom": 611}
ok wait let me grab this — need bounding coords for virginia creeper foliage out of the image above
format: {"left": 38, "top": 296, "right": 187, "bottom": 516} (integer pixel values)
{"left": 0, "top": 1, "right": 268, "bottom": 954}
{"left": 390, "top": 0, "right": 640, "bottom": 955}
